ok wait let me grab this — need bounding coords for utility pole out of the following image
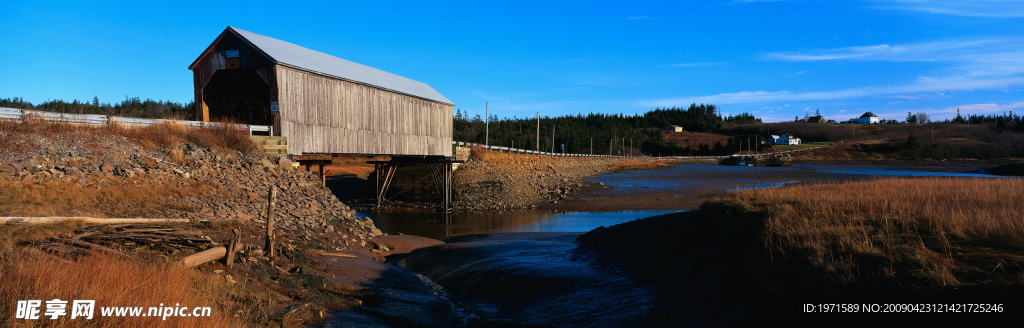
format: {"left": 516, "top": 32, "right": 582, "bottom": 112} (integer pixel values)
{"left": 551, "top": 124, "right": 556, "bottom": 153}
{"left": 609, "top": 138, "right": 613, "bottom": 156}
{"left": 621, "top": 138, "right": 625, "bottom": 157}
{"left": 629, "top": 138, "right": 633, "bottom": 157}
{"left": 590, "top": 137, "right": 593, "bottom": 155}
{"left": 485, "top": 102, "right": 489, "bottom": 147}
{"left": 747, "top": 138, "right": 751, "bottom": 152}
{"left": 536, "top": 112, "right": 540, "bottom": 154}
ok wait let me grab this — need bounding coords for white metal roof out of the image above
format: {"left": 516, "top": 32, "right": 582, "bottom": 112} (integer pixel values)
{"left": 227, "top": 27, "right": 453, "bottom": 105}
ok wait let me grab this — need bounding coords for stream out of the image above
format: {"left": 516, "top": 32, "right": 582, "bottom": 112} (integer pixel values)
{"left": 332, "top": 162, "right": 1011, "bottom": 327}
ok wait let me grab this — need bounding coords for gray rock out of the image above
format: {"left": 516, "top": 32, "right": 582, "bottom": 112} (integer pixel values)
{"left": 261, "top": 159, "right": 276, "bottom": 168}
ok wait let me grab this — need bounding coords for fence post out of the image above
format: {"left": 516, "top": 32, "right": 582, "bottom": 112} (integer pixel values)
{"left": 265, "top": 187, "right": 277, "bottom": 263}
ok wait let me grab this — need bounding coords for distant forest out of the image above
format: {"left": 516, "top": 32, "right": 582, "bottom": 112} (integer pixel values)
{"left": 454, "top": 104, "right": 760, "bottom": 156}
{"left": 0, "top": 96, "right": 194, "bottom": 120}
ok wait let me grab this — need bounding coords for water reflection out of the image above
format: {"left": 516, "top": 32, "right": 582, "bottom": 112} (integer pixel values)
{"left": 359, "top": 210, "right": 683, "bottom": 239}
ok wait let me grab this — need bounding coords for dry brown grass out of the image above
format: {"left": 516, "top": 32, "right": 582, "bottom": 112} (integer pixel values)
{"left": 0, "top": 178, "right": 213, "bottom": 218}
{"left": 115, "top": 121, "right": 259, "bottom": 154}
{"left": 1, "top": 117, "right": 259, "bottom": 154}
{"left": 710, "top": 178, "right": 1024, "bottom": 287}
{"left": 469, "top": 145, "right": 491, "bottom": 161}
{"left": 0, "top": 251, "right": 253, "bottom": 327}
{"left": 0, "top": 220, "right": 89, "bottom": 255}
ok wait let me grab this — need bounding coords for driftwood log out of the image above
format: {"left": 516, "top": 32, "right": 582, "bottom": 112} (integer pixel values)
{"left": 180, "top": 246, "right": 229, "bottom": 268}
{"left": 0, "top": 217, "right": 190, "bottom": 225}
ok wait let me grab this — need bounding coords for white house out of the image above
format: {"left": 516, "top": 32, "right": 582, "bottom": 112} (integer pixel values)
{"left": 845, "top": 112, "right": 879, "bottom": 124}
{"left": 770, "top": 134, "right": 801, "bottom": 145}
{"left": 665, "top": 125, "right": 684, "bottom": 133}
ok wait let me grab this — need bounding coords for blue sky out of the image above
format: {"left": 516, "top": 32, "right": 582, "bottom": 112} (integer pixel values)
{"left": 2, "top": 0, "right": 1023, "bottom": 122}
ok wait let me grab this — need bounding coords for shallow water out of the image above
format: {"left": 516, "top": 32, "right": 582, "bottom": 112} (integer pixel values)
{"left": 404, "top": 233, "right": 659, "bottom": 327}
{"left": 359, "top": 210, "right": 682, "bottom": 240}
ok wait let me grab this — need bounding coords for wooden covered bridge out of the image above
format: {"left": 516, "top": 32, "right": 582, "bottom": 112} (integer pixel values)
{"left": 189, "top": 26, "right": 460, "bottom": 208}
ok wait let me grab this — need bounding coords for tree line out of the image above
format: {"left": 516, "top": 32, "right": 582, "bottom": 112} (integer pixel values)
{"left": 0, "top": 96, "right": 194, "bottom": 120}
{"left": 453, "top": 103, "right": 757, "bottom": 156}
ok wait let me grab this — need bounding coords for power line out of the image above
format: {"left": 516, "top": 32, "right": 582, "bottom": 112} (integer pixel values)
{"left": 0, "top": 3, "right": 201, "bottom": 48}
{"left": 0, "top": 24, "right": 188, "bottom": 62}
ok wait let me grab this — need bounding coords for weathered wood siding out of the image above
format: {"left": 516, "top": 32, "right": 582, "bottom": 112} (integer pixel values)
{"left": 276, "top": 66, "right": 453, "bottom": 156}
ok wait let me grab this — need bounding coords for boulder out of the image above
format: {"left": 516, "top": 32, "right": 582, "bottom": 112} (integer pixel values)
{"left": 278, "top": 157, "right": 294, "bottom": 169}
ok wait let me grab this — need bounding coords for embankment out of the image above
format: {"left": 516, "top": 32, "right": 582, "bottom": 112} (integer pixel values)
{"left": 0, "top": 120, "right": 445, "bottom": 327}
{"left": 451, "top": 150, "right": 714, "bottom": 211}
{"left": 452, "top": 151, "right": 633, "bottom": 211}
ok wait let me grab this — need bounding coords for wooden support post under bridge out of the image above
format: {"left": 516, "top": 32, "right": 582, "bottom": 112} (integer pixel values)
{"left": 370, "top": 157, "right": 462, "bottom": 211}
{"left": 373, "top": 162, "right": 398, "bottom": 207}
{"left": 293, "top": 154, "right": 332, "bottom": 186}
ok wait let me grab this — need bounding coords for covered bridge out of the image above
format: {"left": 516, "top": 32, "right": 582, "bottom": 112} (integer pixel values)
{"left": 189, "top": 26, "right": 454, "bottom": 157}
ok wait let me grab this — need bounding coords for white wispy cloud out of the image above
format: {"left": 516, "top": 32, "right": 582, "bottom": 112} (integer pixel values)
{"left": 658, "top": 38, "right": 1024, "bottom": 108}
{"left": 785, "top": 70, "right": 809, "bottom": 77}
{"left": 626, "top": 16, "right": 648, "bottom": 20}
{"left": 635, "top": 75, "right": 1024, "bottom": 107}
{"left": 868, "top": 0, "right": 1024, "bottom": 18}
{"left": 946, "top": 100, "right": 1024, "bottom": 115}
{"left": 764, "top": 39, "right": 1002, "bottom": 62}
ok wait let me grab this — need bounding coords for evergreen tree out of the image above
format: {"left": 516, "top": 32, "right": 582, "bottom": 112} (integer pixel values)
{"left": 953, "top": 108, "right": 967, "bottom": 123}
{"left": 906, "top": 112, "right": 917, "bottom": 124}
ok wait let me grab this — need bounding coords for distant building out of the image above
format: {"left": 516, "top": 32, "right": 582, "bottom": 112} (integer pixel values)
{"left": 844, "top": 112, "right": 879, "bottom": 124}
{"left": 769, "top": 134, "right": 801, "bottom": 145}
{"left": 805, "top": 115, "right": 826, "bottom": 123}
{"left": 665, "top": 125, "right": 684, "bottom": 133}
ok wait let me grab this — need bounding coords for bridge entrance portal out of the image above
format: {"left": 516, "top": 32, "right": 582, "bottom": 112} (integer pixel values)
{"left": 203, "top": 68, "right": 272, "bottom": 126}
